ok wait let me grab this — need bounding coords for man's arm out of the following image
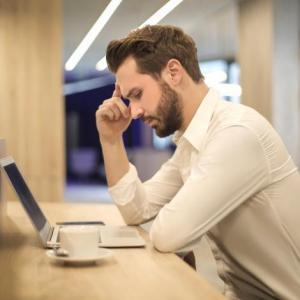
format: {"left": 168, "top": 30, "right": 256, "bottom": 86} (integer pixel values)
{"left": 96, "top": 86, "right": 183, "bottom": 226}
{"left": 109, "top": 157, "right": 183, "bottom": 225}
{"left": 150, "top": 126, "right": 270, "bottom": 253}
{"left": 95, "top": 85, "right": 132, "bottom": 187}
{"left": 100, "top": 139, "right": 129, "bottom": 187}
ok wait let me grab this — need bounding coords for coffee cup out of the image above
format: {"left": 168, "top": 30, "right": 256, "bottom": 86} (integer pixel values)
{"left": 59, "top": 226, "right": 99, "bottom": 258}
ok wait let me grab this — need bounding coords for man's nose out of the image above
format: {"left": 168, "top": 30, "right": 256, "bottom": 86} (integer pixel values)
{"left": 130, "top": 103, "right": 144, "bottom": 119}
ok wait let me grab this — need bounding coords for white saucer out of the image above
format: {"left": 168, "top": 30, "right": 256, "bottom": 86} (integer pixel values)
{"left": 46, "top": 248, "right": 112, "bottom": 264}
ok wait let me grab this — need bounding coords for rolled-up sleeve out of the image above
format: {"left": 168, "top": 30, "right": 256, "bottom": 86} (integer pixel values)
{"left": 150, "top": 126, "right": 270, "bottom": 253}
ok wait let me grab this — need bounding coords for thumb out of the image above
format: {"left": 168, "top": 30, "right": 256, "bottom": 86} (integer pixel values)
{"left": 112, "top": 84, "right": 121, "bottom": 98}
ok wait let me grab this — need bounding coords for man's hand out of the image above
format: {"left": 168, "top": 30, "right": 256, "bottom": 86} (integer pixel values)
{"left": 96, "top": 85, "right": 132, "bottom": 144}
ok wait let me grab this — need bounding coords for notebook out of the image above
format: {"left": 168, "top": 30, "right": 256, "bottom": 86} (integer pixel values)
{"left": 0, "top": 156, "right": 145, "bottom": 248}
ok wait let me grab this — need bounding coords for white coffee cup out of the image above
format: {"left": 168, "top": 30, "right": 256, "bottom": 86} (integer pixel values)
{"left": 59, "top": 226, "right": 99, "bottom": 258}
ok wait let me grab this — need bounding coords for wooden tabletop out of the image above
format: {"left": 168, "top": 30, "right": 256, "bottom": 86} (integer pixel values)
{"left": 0, "top": 201, "right": 227, "bottom": 300}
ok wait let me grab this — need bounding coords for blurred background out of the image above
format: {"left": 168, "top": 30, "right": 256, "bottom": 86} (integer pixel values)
{"left": 0, "top": 0, "right": 299, "bottom": 290}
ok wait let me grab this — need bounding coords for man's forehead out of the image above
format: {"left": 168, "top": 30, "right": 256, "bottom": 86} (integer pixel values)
{"left": 115, "top": 57, "right": 158, "bottom": 97}
{"left": 115, "top": 57, "right": 140, "bottom": 96}
{"left": 115, "top": 77, "right": 137, "bottom": 96}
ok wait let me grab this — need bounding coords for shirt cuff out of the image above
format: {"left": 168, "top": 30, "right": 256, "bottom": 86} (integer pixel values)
{"left": 108, "top": 163, "right": 138, "bottom": 205}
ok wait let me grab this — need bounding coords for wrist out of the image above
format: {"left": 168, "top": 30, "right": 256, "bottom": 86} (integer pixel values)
{"left": 99, "top": 135, "right": 123, "bottom": 147}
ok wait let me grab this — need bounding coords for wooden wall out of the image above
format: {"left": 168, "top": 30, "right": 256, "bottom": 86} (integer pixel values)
{"left": 238, "top": 0, "right": 273, "bottom": 122}
{"left": 0, "top": 1, "right": 64, "bottom": 202}
{"left": 238, "top": 0, "right": 300, "bottom": 165}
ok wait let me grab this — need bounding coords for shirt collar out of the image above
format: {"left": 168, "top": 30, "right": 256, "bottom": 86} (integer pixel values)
{"left": 172, "top": 88, "right": 220, "bottom": 151}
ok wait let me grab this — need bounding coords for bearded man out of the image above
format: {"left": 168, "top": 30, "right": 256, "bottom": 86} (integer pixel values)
{"left": 96, "top": 25, "right": 300, "bottom": 300}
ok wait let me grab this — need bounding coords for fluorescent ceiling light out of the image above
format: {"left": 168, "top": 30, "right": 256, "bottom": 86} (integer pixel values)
{"left": 96, "top": 56, "right": 108, "bottom": 71}
{"left": 96, "top": 0, "right": 184, "bottom": 71}
{"left": 65, "top": 0, "right": 122, "bottom": 71}
{"left": 139, "top": 0, "right": 184, "bottom": 27}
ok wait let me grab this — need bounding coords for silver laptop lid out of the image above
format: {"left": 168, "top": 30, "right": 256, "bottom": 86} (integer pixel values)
{"left": 0, "top": 156, "right": 52, "bottom": 247}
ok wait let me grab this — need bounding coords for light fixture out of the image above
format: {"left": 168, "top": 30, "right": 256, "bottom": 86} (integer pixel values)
{"left": 96, "top": 56, "right": 108, "bottom": 72}
{"left": 65, "top": 0, "right": 122, "bottom": 71}
{"left": 96, "top": 0, "right": 184, "bottom": 71}
{"left": 138, "top": 0, "right": 183, "bottom": 27}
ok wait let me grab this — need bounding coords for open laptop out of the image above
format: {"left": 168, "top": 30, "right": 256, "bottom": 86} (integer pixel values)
{"left": 0, "top": 156, "right": 145, "bottom": 248}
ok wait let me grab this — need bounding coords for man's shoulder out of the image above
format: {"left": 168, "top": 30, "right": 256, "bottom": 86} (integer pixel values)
{"left": 211, "top": 100, "right": 271, "bottom": 132}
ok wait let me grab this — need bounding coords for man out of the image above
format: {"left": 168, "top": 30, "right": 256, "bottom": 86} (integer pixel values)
{"left": 96, "top": 25, "right": 300, "bottom": 300}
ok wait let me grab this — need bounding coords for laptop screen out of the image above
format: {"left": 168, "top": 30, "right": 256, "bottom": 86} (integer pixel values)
{"left": 2, "top": 161, "right": 47, "bottom": 231}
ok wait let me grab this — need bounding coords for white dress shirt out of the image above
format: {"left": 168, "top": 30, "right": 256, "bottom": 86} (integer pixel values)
{"left": 109, "top": 88, "right": 300, "bottom": 300}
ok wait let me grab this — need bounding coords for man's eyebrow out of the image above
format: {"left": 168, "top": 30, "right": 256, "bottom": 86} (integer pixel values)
{"left": 124, "top": 87, "right": 141, "bottom": 99}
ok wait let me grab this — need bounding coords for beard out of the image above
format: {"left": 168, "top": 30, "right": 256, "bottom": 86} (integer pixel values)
{"left": 143, "top": 81, "right": 183, "bottom": 137}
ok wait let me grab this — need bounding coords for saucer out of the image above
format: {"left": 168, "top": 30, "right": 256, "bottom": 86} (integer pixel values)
{"left": 46, "top": 248, "right": 112, "bottom": 265}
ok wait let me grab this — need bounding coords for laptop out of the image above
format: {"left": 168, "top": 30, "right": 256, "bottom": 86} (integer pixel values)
{"left": 0, "top": 156, "right": 146, "bottom": 248}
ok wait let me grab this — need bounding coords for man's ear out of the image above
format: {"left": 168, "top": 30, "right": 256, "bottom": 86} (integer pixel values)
{"left": 163, "top": 59, "right": 183, "bottom": 86}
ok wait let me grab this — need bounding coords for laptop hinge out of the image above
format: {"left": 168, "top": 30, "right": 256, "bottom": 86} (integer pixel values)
{"left": 46, "top": 226, "right": 55, "bottom": 247}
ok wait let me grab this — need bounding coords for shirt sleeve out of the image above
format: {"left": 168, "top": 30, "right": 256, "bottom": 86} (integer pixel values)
{"left": 150, "top": 125, "right": 271, "bottom": 253}
{"left": 108, "top": 155, "right": 183, "bottom": 225}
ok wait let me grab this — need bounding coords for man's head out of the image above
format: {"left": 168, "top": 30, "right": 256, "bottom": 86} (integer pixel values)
{"left": 106, "top": 25, "right": 204, "bottom": 137}
{"left": 106, "top": 25, "right": 204, "bottom": 83}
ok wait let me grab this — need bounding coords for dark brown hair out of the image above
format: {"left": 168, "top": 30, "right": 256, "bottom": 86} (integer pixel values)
{"left": 106, "top": 25, "right": 204, "bottom": 83}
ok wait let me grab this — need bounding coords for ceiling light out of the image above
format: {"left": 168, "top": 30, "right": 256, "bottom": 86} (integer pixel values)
{"left": 66, "top": 0, "right": 122, "bottom": 71}
{"left": 96, "top": 0, "right": 184, "bottom": 71}
{"left": 96, "top": 56, "right": 108, "bottom": 71}
{"left": 139, "top": 0, "right": 183, "bottom": 27}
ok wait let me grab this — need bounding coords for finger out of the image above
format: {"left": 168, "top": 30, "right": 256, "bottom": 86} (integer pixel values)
{"left": 97, "top": 107, "right": 114, "bottom": 121}
{"left": 102, "top": 99, "right": 111, "bottom": 105}
{"left": 113, "top": 99, "right": 131, "bottom": 119}
{"left": 99, "top": 103, "right": 124, "bottom": 121}
{"left": 109, "top": 104, "right": 121, "bottom": 120}
{"left": 112, "top": 84, "right": 122, "bottom": 98}
{"left": 102, "top": 98, "right": 129, "bottom": 119}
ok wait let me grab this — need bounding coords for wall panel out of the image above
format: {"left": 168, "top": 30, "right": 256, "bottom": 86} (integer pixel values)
{"left": 238, "top": 0, "right": 273, "bottom": 121}
{"left": 0, "top": 0, "right": 64, "bottom": 202}
{"left": 238, "top": 0, "right": 300, "bottom": 165}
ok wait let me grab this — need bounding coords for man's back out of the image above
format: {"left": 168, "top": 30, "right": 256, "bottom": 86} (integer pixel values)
{"left": 206, "top": 99, "right": 300, "bottom": 299}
